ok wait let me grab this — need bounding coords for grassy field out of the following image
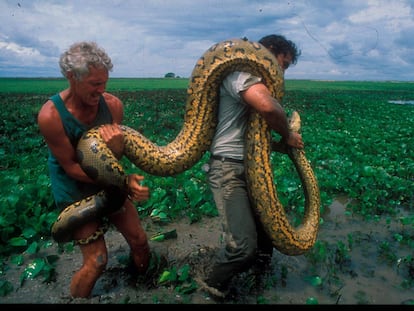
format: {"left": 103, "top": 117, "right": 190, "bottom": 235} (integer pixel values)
{"left": 0, "top": 77, "right": 413, "bottom": 303}
{"left": 0, "top": 77, "right": 189, "bottom": 93}
{"left": 2, "top": 77, "right": 414, "bottom": 93}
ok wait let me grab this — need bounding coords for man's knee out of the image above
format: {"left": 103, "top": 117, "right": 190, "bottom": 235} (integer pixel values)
{"left": 95, "top": 252, "right": 108, "bottom": 270}
{"left": 131, "top": 240, "right": 150, "bottom": 257}
{"left": 85, "top": 252, "right": 108, "bottom": 274}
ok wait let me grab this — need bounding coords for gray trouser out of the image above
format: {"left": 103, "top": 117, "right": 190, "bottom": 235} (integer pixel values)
{"left": 206, "top": 157, "right": 273, "bottom": 288}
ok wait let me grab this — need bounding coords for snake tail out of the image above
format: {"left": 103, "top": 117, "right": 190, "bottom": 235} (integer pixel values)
{"left": 51, "top": 188, "right": 126, "bottom": 243}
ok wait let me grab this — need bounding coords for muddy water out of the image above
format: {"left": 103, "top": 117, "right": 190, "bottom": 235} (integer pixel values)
{"left": 1, "top": 197, "right": 413, "bottom": 305}
{"left": 261, "top": 196, "right": 414, "bottom": 305}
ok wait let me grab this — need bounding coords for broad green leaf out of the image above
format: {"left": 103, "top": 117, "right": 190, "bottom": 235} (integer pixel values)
{"left": 8, "top": 237, "right": 27, "bottom": 247}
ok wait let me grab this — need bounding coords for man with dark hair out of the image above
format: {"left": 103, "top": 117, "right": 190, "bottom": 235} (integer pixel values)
{"left": 196, "top": 34, "right": 303, "bottom": 299}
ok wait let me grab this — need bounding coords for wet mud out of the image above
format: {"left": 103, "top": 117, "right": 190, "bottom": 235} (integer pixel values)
{"left": 1, "top": 197, "right": 413, "bottom": 305}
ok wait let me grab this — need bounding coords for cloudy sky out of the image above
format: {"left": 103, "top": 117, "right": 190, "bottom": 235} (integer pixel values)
{"left": 1, "top": 0, "right": 413, "bottom": 81}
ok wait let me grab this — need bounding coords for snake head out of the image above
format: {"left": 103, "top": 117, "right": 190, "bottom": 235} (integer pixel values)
{"left": 271, "top": 110, "right": 302, "bottom": 154}
{"left": 289, "top": 110, "right": 301, "bottom": 133}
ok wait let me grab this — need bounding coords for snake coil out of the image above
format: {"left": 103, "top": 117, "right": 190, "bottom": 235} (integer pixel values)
{"left": 51, "top": 38, "right": 320, "bottom": 255}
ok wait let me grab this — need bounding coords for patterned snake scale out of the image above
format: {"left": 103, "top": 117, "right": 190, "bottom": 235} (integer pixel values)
{"left": 51, "top": 38, "right": 320, "bottom": 255}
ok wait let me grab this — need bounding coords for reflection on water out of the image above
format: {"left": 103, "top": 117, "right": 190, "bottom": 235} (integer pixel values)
{"left": 324, "top": 195, "right": 350, "bottom": 219}
{"left": 265, "top": 196, "right": 414, "bottom": 305}
{"left": 388, "top": 100, "right": 414, "bottom": 105}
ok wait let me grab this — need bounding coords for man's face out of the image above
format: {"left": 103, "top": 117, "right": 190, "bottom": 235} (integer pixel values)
{"left": 71, "top": 66, "right": 109, "bottom": 106}
{"left": 276, "top": 53, "right": 293, "bottom": 72}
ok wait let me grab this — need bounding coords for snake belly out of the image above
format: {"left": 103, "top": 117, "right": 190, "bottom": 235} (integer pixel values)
{"left": 52, "top": 38, "right": 320, "bottom": 255}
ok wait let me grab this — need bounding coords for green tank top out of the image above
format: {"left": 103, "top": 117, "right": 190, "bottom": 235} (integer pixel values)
{"left": 47, "top": 94, "right": 113, "bottom": 210}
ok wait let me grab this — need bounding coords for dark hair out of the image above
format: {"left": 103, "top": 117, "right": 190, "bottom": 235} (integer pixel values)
{"left": 259, "top": 34, "right": 301, "bottom": 65}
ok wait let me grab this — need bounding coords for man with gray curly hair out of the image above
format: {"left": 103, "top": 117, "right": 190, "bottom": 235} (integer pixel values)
{"left": 38, "top": 41, "right": 151, "bottom": 298}
{"left": 59, "top": 41, "right": 113, "bottom": 80}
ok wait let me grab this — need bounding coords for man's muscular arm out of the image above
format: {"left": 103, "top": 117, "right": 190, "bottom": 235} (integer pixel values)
{"left": 37, "top": 101, "right": 94, "bottom": 183}
{"left": 241, "top": 83, "right": 304, "bottom": 149}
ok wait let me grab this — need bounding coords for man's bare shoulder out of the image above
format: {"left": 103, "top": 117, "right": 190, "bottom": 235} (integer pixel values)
{"left": 37, "top": 99, "right": 66, "bottom": 139}
{"left": 38, "top": 99, "right": 58, "bottom": 122}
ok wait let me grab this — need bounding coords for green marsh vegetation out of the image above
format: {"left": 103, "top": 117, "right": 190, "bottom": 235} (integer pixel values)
{"left": 0, "top": 78, "right": 413, "bottom": 303}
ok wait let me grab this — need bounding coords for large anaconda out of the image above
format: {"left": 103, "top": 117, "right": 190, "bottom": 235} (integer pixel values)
{"left": 51, "top": 38, "right": 320, "bottom": 255}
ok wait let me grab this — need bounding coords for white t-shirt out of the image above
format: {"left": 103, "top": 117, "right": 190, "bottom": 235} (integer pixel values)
{"left": 210, "top": 71, "right": 262, "bottom": 160}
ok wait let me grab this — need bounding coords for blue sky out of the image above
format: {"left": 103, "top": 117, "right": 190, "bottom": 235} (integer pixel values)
{"left": 1, "top": 0, "right": 413, "bottom": 81}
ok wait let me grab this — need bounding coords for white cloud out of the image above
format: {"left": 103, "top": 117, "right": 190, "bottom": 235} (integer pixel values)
{"left": 0, "top": 0, "right": 413, "bottom": 80}
{"left": 0, "top": 41, "right": 39, "bottom": 57}
{"left": 348, "top": 0, "right": 412, "bottom": 25}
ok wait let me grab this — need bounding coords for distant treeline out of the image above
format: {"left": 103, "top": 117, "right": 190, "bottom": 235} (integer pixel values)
{"left": 0, "top": 77, "right": 413, "bottom": 94}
